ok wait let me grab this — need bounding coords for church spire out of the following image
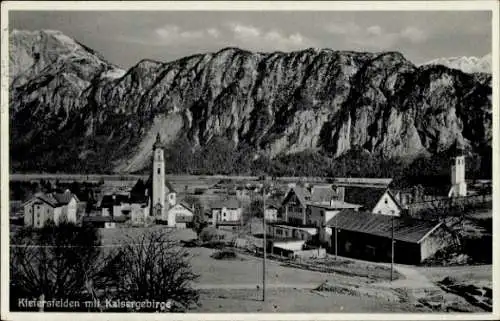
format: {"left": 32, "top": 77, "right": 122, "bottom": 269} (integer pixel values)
{"left": 153, "top": 133, "right": 162, "bottom": 150}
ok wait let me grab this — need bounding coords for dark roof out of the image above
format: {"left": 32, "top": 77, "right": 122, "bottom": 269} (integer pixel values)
{"left": 153, "top": 133, "right": 163, "bottom": 150}
{"left": 100, "top": 194, "right": 130, "bottom": 208}
{"left": 325, "top": 210, "right": 442, "bottom": 244}
{"left": 283, "top": 186, "right": 311, "bottom": 207}
{"left": 82, "top": 216, "right": 128, "bottom": 223}
{"left": 26, "top": 191, "right": 77, "bottom": 208}
{"left": 309, "top": 185, "right": 335, "bottom": 203}
{"left": 449, "top": 137, "right": 465, "bottom": 157}
{"left": 53, "top": 190, "right": 77, "bottom": 205}
{"left": 306, "top": 201, "right": 361, "bottom": 210}
{"left": 210, "top": 198, "right": 241, "bottom": 209}
{"left": 344, "top": 187, "right": 388, "bottom": 211}
{"left": 179, "top": 201, "right": 194, "bottom": 210}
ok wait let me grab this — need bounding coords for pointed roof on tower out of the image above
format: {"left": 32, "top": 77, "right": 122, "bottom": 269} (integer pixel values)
{"left": 450, "top": 137, "right": 465, "bottom": 157}
{"left": 153, "top": 133, "right": 162, "bottom": 150}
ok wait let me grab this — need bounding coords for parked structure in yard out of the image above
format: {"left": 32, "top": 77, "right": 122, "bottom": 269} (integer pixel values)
{"left": 23, "top": 190, "right": 79, "bottom": 228}
{"left": 325, "top": 210, "right": 453, "bottom": 264}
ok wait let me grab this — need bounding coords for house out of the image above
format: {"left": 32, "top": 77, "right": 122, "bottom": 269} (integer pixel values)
{"left": 99, "top": 193, "right": 148, "bottom": 224}
{"left": 210, "top": 198, "right": 243, "bottom": 226}
{"left": 82, "top": 215, "right": 128, "bottom": 229}
{"left": 23, "top": 190, "right": 79, "bottom": 228}
{"left": 99, "top": 193, "right": 131, "bottom": 217}
{"left": 264, "top": 202, "right": 279, "bottom": 222}
{"left": 281, "top": 185, "right": 361, "bottom": 225}
{"left": 325, "top": 210, "right": 453, "bottom": 264}
{"left": 166, "top": 201, "right": 194, "bottom": 228}
{"left": 343, "top": 186, "right": 402, "bottom": 216}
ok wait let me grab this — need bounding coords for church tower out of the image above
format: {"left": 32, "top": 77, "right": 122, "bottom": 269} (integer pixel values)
{"left": 152, "top": 134, "right": 165, "bottom": 218}
{"left": 449, "top": 138, "right": 467, "bottom": 197}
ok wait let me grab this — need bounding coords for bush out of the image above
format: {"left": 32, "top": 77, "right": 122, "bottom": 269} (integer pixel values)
{"left": 181, "top": 238, "right": 202, "bottom": 248}
{"left": 211, "top": 249, "right": 238, "bottom": 260}
{"left": 199, "top": 227, "right": 222, "bottom": 243}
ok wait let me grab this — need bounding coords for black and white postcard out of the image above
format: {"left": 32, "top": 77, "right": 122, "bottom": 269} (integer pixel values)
{"left": 1, "top": 1, "right": 498, "bottom": 320}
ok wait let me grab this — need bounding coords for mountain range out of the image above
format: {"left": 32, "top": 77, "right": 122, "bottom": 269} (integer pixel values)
{"left": 9, "top": 29, "right": 492, "bottom": 174}
{"left": 421, "top": 53, "right": 492, "bottom": 74}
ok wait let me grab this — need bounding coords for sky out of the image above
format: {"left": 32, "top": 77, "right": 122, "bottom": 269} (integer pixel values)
{"left": 9, "top": 10, "right": 492, "bottom": 69}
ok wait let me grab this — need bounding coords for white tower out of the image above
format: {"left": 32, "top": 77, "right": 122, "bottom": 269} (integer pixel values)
{"left": 449, "top": 139, "right": 467, "bottom": 197}
{"left": 152, "top": 134, "right": 166, "bottom": 218}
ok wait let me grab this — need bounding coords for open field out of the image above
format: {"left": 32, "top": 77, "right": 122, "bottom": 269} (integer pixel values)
{"left": 417, "top": 265, "right": 492, "bottom": 288}
{"left": 195, "top": 288, "right": 428, "bottom": 313}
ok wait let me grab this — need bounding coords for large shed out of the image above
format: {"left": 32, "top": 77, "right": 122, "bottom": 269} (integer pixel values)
{"left": 325, "top": 210, "right": 453, "bottom": 264}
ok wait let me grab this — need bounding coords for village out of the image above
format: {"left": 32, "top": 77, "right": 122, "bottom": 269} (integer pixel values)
{"left": 9, "top": 133, "right": 493, "bottom": 312}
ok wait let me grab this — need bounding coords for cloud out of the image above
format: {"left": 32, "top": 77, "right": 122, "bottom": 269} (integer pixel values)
{"left": 120, "top": 24, "right": 221, "bottom": 46}
{"left": 154, "top": 25, "right": 220, "bottom": 44}
{"left": 400, "top": 26, "right": 427, "bottom": 43}
{"left": 226, "top": 22, "right": 314, "bottom": 51}
{"left": 325, "top": 22, "right": 427, "bottom": 49}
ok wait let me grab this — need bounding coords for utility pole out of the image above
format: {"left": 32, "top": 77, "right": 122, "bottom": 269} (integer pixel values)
{"left": 262, "top": 182, "right": 266, "bottom": 302}
{"left": 391, "top": 215, "right": 394, "bottom": 282}
{"left": 335, "top": 214, "right": 338, "bottom": 259}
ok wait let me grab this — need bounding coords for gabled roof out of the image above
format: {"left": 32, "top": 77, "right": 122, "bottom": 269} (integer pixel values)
{"left": 306, "top": 201, "right": 362, "bottom": 210}
{"left": 210, "top": 198, "right": 241, "bottom": 209}
{"left": 100, "top": 194, "right": 130, "bottom": 208}
{"left": 24, "top": 191, "right": 78, "bottom": 208}
{"left": 309, "top": 185, "right": 335, "bottom": 203}
{"left": 53, "top": 190, "right": 78, "bottom": 205}
{"left": 283, "top": 186, "right": 311, "bottom": 207}
{"left": 344, "top": 187, "right": 388, "bottom": 211}
{"left": 325, "top": 210, "right": 443, "bottom": 244}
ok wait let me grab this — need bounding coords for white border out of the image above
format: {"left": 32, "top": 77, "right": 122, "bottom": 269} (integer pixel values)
{"left": 1, "top": 1, "right": 498, "bottom": 320}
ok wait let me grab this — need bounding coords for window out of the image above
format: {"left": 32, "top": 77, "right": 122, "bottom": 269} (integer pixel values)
{"left": 157, "top": 168, "right": 160, "bottom": 174}
{"left": 384, "top": 198, "right": 388, "bottom": 204}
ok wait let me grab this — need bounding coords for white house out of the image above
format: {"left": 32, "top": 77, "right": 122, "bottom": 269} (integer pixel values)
{"left": 210, "top": 198, "right": 243, "bottom": 226}
{"left": 343, "top": 187, "right": 402, "bottom": 217}
{"left": 166, "top": 202, "right": 194, "bottom": 228}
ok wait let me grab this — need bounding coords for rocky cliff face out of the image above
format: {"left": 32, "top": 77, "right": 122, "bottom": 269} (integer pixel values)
{"left": 9, "top": 30, "right": 492, "bottom": 173}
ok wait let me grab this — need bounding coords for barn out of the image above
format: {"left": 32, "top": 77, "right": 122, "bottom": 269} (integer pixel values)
{"left": 325, "top": 210, "right": 453, "bottom": 264}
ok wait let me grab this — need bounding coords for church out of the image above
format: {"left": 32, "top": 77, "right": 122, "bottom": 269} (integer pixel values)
{"left": 129, "top": 134, "right": 178, "bottom": 226}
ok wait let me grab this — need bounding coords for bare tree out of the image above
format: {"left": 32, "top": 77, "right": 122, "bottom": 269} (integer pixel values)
{"left": 109, "top": 230, "right": 199, "bottom": 312}
{"left": 10, "top": 221, "right": 109, "bottom": 312}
